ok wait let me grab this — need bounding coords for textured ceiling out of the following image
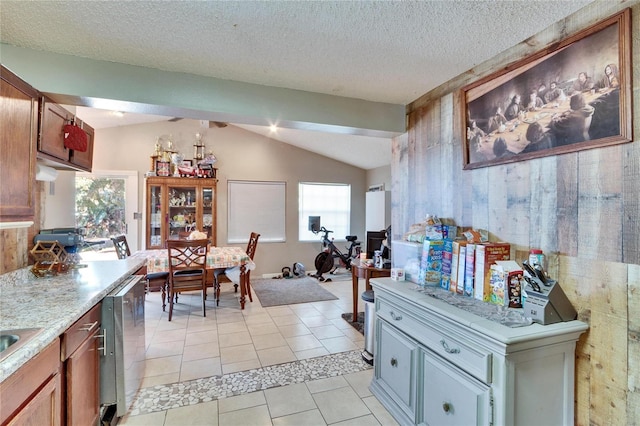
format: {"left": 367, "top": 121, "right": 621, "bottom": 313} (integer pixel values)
{"left": 0, "top": 0, "right": 593, "bottom": 169}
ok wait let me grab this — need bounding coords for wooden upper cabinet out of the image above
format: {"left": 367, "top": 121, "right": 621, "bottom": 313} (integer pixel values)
{"left": 38, "top": 97, "right": 94, "bottom": 172}
{"left": 39, "top": 99, "right": 72, "bottom": 162}
{"left": 0, "top": 65, "right": 38, "bottom": 221}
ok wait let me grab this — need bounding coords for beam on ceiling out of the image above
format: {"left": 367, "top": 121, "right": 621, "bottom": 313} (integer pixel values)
{"left": 1, "top": 44, "right": 405, "bottom": 138}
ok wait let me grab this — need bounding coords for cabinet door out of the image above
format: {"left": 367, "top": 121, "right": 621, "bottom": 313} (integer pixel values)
{"left": 167, "top": 183, "right": 197, "bottom": 240}
{"left": 69, "top": 121, "right": 94, "bottom": 171}
{"left": 421, "top": 349, "right": 491, "bottom": 426}
{"left": 39, "top": 98, "right": 71, "bottom": 162}
{"left": 147, "top": 182, "right": 165, "bottom": 248}
{"left": 66, "top": 329, "right": 101, "bottom": 426}
{"left": 0, "top": 66, "right": 38, "bottom": 220}
{"left": 7, "top": 373, "right": 61, "bottom": 426}
{"left": 200, "top": 184, "right": 216, "bottom": 245}
{"left": 376, "top": 320, "right": 417, "bottom": 422}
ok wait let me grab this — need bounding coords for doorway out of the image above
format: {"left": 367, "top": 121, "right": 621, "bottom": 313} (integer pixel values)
{"left": 75, "top": 170, "right": 139, "bottom": 259}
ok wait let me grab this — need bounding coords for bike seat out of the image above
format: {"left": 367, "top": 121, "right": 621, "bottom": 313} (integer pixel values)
{"left": 346, "top": 235, "right": 358, "bottom": 242}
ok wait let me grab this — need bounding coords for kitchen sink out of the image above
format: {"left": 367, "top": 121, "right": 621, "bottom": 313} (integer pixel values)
{"left": 0, "top": 328, "right": 43, "bottom": 360}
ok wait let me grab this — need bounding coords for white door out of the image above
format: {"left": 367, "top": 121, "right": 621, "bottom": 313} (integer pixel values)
{"left": 76, "top": 170, "right": 139, "bottom": 253}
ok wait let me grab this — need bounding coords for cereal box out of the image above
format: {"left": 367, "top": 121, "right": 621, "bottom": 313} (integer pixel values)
{"left": 474, "top": 243, "right": 511, "bottom": 302}
{"left": 450, "top": 240, "right": 467, "bottom": 294}
{"left": 440, "top": 239, "right": 453, "bottom": 290}
{"left": 490, "top": 260, "right": 523, "bottom": 307}
{"left": 463, "top": 243, "right": 476, "bottom": 297}
{"left": 418, "top": 239, "right": 444, "bottom": 286}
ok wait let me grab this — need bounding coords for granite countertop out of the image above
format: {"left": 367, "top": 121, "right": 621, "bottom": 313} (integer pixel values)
{"left": 0, "top": 257, "right": 145, "bottom": 382}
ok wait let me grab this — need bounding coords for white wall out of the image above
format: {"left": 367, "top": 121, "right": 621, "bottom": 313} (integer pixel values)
{"left": 91, "top": 120, "right": 369, "bottom": 275}
{"left": 42, "top": 171, "right": 76, "bottom": 229}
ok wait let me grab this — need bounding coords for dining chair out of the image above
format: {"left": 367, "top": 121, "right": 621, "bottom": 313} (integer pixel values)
{"left": 167, "top": 238, "right": 209, "bottom": 321}
{"left": 111, "top": 235, "right": 131, "bottom": 259}
{"left": 111, "top": 235, "right": 170, "bottom": 310}
{"left": 214, "top": 232, "right": 260, "bottom": 303}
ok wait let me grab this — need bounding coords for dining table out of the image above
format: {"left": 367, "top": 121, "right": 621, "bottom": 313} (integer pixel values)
{"left": 133, "top": 246, "right": 256, "bottom": 309}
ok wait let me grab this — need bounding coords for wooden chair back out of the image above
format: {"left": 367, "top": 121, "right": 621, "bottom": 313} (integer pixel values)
{"left": 166, "top": 238, "right": 210, "bottom": 321}
{"left": 111, "top": 235, "right": 131, "bottom": 259}
{"left": 245, "top": 232, "right": 260, "bottom": 261}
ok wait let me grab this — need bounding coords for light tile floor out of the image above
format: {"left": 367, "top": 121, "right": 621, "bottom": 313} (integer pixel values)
{"left": 119, "top": 273, "right": 399, "bottom": 426}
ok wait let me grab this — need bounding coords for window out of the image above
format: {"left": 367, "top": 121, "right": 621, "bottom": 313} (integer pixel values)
{"left": 299, "top": 182, "right": 350, "bottom": 241}
{"left": 228, "top": 180, "right": 286, "bottom": 243}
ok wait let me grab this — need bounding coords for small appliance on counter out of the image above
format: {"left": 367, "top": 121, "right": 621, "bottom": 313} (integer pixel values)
{"left": 34, "top": 227, "right": 85, "bottom": 252}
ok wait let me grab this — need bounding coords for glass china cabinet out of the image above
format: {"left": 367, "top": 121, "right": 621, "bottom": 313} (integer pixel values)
{"left": 145, "top": 176, "right": 217, "bottom": 249}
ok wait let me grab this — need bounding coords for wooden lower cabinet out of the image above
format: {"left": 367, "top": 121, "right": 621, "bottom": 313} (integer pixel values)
{"left": 370, "top": 278, "right": 588, "bottom": 426}
{"left": 61, "top": 303, "right": 102, "bottom": 425}
{"left": 0, "top": 339, "right": 62, "bottom": 426}
{"left": 7, "top": 373, "right": 62, "bottom": 426}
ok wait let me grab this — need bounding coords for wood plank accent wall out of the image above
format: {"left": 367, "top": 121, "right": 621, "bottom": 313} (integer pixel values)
{"left": 394, "top": 1, "right": 639, "bottom": 424}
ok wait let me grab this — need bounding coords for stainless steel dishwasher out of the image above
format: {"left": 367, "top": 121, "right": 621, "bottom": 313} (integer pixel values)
{"left": 100, "top": 275, "right": 146, "bottom": 422}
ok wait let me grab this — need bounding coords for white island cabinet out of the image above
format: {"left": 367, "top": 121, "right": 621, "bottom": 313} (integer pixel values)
{"left": 369, "top": 278, "right": 588, "bottom": 426}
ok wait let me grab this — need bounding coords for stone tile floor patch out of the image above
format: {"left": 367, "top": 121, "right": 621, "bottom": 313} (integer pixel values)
{"left": 129, "top": 350, "right": 371, "bottom": 416}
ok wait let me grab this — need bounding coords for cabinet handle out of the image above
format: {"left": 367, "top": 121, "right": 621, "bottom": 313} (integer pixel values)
{"left": 442, "top": 402, "right": 452, "bottom": 414}
{"left": 79, "top": 320, "right": 99, "bottom": 332}
{"left": 96, "top": 328, "right": 107, "bottom": 356}
{"left": 390, "top": 311, "right": 402, "bottom": 321}
{"left": 440, "top": 339, "right": 460, "bottom": 354}
{"left": 390, "top": 357, "right": 398, "bottom": 367}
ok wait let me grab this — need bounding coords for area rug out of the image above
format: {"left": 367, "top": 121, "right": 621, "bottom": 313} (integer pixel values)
{"left": 251, "top": 276, "right": 339, "bottom": 307}
{"left": 341, "top": 312, "right": 365, "bottom": 335}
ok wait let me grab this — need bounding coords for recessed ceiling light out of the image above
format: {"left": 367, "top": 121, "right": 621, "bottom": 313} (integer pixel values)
{"left": 269, "top": 124, "right": 277, "bottom": 132}
{"left": 113, "top": 111, "right": 125, "bottom": 118}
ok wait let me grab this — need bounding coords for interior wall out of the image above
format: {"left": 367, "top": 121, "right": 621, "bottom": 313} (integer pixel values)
{"left": 394, "top": 1, "right": 639, "bottom": 423}
{"left": 92, "top": 120, "right": 368, "bottom": 276}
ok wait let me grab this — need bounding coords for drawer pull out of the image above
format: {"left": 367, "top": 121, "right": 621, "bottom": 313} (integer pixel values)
{"left": 390, "top": 357, "right": 398, "bottom": 367}
{"left": 79, "top": 320, "right": 99, "bottom": 332}
{"left": 440, "top": 339, "right": 460, "bottom": 354}
{"left": 96, "top": 328, "right": 107, "bottom": 356}
{"left": 389, "top": 311, "right": 402, "bottom": 321}
{"left": 442, "top": 402, "right": 452, "bottom": 414}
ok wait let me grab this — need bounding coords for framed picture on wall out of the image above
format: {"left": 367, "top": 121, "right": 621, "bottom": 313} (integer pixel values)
{"left": 461, "top": 8, "right": 632, "bottom": 169}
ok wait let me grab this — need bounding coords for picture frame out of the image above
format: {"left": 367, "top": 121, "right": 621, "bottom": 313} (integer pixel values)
{"left": 461, "top": 9, "right": 632, "bottom": 169}
{"left": 181, "top": 159, "right": 193, "bottom": 167}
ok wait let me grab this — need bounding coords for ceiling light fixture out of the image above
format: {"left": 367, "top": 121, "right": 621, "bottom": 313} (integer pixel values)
{"left": 113, "top": 111, "right": 125, "bottom": 118}
{"left": 269, "top": 124, "right": 278, "bottom": 133}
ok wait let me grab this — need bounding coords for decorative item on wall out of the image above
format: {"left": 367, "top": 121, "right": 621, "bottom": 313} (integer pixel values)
{"left": 461, "top": 9, "right": 632, "bottom": 169}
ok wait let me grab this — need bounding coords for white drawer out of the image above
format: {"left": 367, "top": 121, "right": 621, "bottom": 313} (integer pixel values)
{"left": 377, "top": 298, "right": 492, "bottom": 383}
{"left": 421, "top": 349, "right": 491, "bottom": 426}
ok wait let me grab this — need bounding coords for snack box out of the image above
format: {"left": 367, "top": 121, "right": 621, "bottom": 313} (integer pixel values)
{"left": 391, "top": 240, "right": 422, "bottom": 283}
{"left": 418, "top": 239, "right": 444, "bottom": 287}
{"left": 474, "top": 242, "right": 511, "bottom": 302}
{"left": 490, "top": 260, "right": 523, "bottom": 307}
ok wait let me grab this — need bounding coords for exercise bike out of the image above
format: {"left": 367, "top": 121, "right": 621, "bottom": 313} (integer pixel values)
{"left": 311, "top": 226, "right": 361, "bottom": 282}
